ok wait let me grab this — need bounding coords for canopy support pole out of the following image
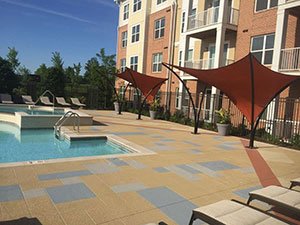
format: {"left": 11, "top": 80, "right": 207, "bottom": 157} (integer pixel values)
{"left": 196, "top": 86, "right": 207, "bottom": 130}
{"left": 127, "top": 69, "right": 142, "bottom": 120}
{"left": 163, "top": 63, "right": 199, "bottom": 134}
{"left": 249, "top": 54, "right": 256, "bottom": 148}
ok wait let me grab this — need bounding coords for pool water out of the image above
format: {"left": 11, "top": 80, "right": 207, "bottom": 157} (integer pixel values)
{"left": 0, "top": 123, "right": 129, "bottom": 163}
{"left": 0, "top": 106, "right": 64, "bottom": 115}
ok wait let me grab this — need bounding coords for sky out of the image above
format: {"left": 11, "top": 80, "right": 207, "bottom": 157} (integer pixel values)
{"left": 0, "top": 0, "right": 119, "bottom": 73}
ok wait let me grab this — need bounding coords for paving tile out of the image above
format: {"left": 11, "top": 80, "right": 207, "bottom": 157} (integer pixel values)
{"left": 183, "top": 141, "right": 201, "bottom": 147}
{"left": 60, "top": 176, "right": 82, "bottom": 185}
{"left": 151, "top": 135, "right": 164, "bottom": 138}
{"left": 38, "top": 170, "right": 92, "bottom": 181}
{"left": 188, "top": 163, "right": 220, "bottom": 177}
{"left": 125, "top": 159, "right": 146, "bottom": 169}
{"left": 112, "top": 132, "right": 145, "bottom": 136}
{"left": 111, "top": 183, "right": 147, "bottom": 193}
{"left": 152, "top": 145, "right": 172, "bottom": 151}
{"left": 217, "top": 144, "right": 236, "bottom": 150}
{"left": 85, "top": 162, "right": 119, "bottom": 174}
{"left": 23, "top": 188, "right": 47, "bottom": 199}
{"left": 233, "top": 185, "right": 262, "bottom": 199}
{"left": 138, "top": 187, "right": 200, "bottom": 225}
{"left": 108, "top": 158, "right": 129, "bottom": 166}
{"left": 176, "top": 164, "right": 201, "bottom": 174}
{"left": 154, "top": 167, "right": 169, "bottom": 173}
{"left": 160, "top": 138, "right": 176, "bottom": 142}
{"left": 190, "top": 149, "right": 202, "bottom": 154}
{"left": 46, "top": 183, "right": 95, "bottom": 204}
{"left": 200, "top": 161, "right": 240, "bottom": 171}
{"left": 0, "top": 184, "right": 23, "bottom": 202}
{"left": 166, "top": 166, "right": 199, "bottom": 181}
{"left": 239, "top": 167, "right": 255, "bottom": 174}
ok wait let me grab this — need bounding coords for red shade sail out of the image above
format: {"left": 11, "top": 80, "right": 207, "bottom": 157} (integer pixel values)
{"left": 169, "top": 54, "right": 299, "bottom": 125}
{"left": 116, "top": 67, "right": 167, "bottom": 101}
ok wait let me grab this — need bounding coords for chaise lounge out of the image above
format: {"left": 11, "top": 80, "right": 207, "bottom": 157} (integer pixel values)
{"left": 71, "top": 98, "right": 86, "bottom": 107}
{"left": 247, "top": 185, "right": 300, "bottom": 215}
{"left": 22, "top": 95, "right": 35, "bottom": 105}
{"left": 0, "top": 94, "right": 13, "bottom": 104}
{"left": 189, "top": 199, "right": 288, "bottom": 225}
{"left": 40, "top": 96, "right": 54, "bottom": 106}
{"left": 56, "top": 97, "right": 71, "bottom": 107}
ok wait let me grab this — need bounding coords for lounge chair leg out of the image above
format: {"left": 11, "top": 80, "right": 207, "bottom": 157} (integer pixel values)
{"left": 247, "top": 195, "right": 253, "bottom": 205}
{"left": 188, "top": 212, "right": 195, "bottom": 225}
{"left": 289, "top": 183, "right": 294, "bottom": 189}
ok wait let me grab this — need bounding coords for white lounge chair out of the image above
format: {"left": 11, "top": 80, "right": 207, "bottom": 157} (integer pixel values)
{"left": 40, "top": 96, "right": 54, "bottom": 106}
{"left": 189, "top": 200, "right": 289, "bottom": 225}
{"left": 247, "top": 185, "right": 300, "bottom": 215}
{"left": 0, "top": 94, "right": 13, "bottom": 104}
{"left": 22, "top": 95, "right": 35, "bottom": 105}
{"left": 56, "top": 97, "right": 71, "bottom": 107}
{"left": 290, "top": 177, "right": 300, "bottom": 189}
{"left": 71, "top": 98, "right": 86, "bottom": 107}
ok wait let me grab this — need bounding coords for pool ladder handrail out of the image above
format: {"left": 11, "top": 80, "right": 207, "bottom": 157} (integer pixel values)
{"left": 54, "top": 111, "right": 80, "bottom": 139}
{"left": 33, "top": 90, "right": 55, "bottom": 111}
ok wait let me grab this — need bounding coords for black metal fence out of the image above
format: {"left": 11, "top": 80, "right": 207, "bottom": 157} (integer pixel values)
{"left": 117, "top": 89, "right": 300, "bottom": 147}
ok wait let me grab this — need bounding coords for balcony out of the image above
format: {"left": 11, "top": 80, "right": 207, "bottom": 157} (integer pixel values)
{"left": 184, "top": 58, "right": 234, "bottom": 70}
{"left": 187, "top": 7, "right": 239, "bottom": 31}
{"left": 279, "top": 47, "right": 300, "bottom": 71}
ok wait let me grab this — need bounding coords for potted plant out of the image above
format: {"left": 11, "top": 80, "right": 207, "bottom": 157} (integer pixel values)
{"left": 215, "top": 108, "right": 231, "bottom": 136}
{"left": 113, "top": 94, "right": 121, "bottom": 114}
{"left": 149, "top": 99, "right": 160, "bottom": 120}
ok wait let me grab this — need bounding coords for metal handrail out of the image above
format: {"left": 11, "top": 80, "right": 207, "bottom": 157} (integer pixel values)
{"left": 34, "top": 90, "right": 55, "bottom": 111}
{"left": 54, "top": 111, "right": 80, "bottom": 139}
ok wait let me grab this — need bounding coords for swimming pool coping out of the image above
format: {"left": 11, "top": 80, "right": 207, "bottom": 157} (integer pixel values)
{"left": 0, "top": 129, "right": 156, "bottom": 168}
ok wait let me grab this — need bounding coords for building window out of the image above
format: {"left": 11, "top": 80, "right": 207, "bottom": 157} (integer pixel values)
{"left": 120, "top": 58, "right": 126, "bottom": 72}
{"left": 152, "top": 53, "right": 163, "bottom": 72}
{"left": 154, "top": 17, "right": 165, "bottom": 39}
{"left": 175, "top": 87, "right": 180, "bottom": 108}
{"left": 157, "top": 0, "right": 166, "bottom": 5}
{"left": 181, "top": 12, "right": 185, "bottom": 33}
{"left": 130, "top": 56, "right": 138, "bottom": 71}
{"left": 255, "top": 0, "right": 278, "bottom": 12}
{"left": 123, "top": 4, "right": 129, "bottom": 20}
{"left": 133, "top": 0, "right": 141, "bottom": 12}
{"left": 179, "top": 51, "right": 183, "bottom": 66}
{"left": 121, "top": 31, "right": 127, "bottom": 48}
{"left": 131, "top": 24, "right": 140, "bottom": 43}
{"left": 251, "top": 33, "right": 275, "bottom": 65}
{"left": 187, "top": 49, "right": 193, "bottom": 61}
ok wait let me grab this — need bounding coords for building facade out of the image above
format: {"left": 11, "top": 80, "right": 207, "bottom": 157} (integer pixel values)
{"left": 115, "top": 0, "right": 300, "bottom": 122}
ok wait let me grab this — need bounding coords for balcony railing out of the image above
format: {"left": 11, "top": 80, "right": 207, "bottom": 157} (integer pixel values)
{"left": 184, "top": 58, "right": 234, "bottom": 70}
{"left": 280, "top": 47, "right": 300, "bottom": 71}
{"left": 187, "top": 7, "right": 239, "bottom": 31}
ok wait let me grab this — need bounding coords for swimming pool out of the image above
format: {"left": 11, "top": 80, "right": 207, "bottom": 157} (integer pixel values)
{"left": 0, "top": 123, "right": 130, "bottom": 164}
{"left": 0, "top": 105, "right": 64, "bottom": 115}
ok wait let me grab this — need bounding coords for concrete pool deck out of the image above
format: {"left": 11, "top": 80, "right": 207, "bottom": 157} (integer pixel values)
{"left": 0, "top": 110, "right": 299, "bottom": 225}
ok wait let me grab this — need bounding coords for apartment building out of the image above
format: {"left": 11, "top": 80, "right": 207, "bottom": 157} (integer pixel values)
{"left": 115, "top": 0, "right": 300, "bottom": 120}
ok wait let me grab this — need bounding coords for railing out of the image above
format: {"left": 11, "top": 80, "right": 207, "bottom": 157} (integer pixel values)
{"left": 184, "top": 58, "right": 234, "bottom": 69}
{"left": 187, "top": 7, "right": 239, "bottom": 31}
{"left": 280, "top": 47, "right": 300, "bottom": 71}
{"left": 54, "top": 111, "right": 80, "bottom": 139}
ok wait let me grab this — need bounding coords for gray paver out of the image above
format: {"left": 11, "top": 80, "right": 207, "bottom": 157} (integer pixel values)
{"left": 111, "top": 183, "right": 146, "bottom": 193}
{"left": 0, "top": 185, "right": 23, "bottom": 202}
{"left": 85, "top": 162, "right": 119, "bottom": 174}
{"left": 23, "top": 188, "right": 46, "bottom": 199}
{"left": 38, "top": 170, "right": 92, "bottom": 180}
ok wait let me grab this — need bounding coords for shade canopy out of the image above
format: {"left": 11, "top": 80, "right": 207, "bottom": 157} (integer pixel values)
{"left": 116, "top": 67, "right": 167, "bottom": 101}
{"left": 169, "top": 53, "right": 299, "bottom": 124}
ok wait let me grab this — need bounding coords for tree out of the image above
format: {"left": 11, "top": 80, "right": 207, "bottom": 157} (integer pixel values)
{"left": 51, "top": 51, "right": 64, "bottom": 69}
{"left": 6, "top": 47, "right": 20, "bottom": 73}
{"left": 42, "top": 67, "right": 65, "bottom": 96}
{"left": 35, "top": 64, "right": 49, "bottom": 95}
{"left": 0, "top": 57, "right": 19, "bottom": 94}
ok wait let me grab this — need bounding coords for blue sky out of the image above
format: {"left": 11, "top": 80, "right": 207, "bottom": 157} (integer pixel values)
{"left": 0, "top": 0, "right": 119, "bottom": 73}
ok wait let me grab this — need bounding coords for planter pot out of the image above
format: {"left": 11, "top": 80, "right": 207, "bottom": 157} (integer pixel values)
{"left": 216, "top": 123, "right": 229, "bottom": 136}
{"left": 114, "top": 102, "right": 119, "bottom": 114}
{"left": 149, "top": 110, "right": 156, "bottom": 120}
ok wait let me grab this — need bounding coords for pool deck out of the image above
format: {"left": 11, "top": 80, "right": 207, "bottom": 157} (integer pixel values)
{"left": 0, "top": 110, "right": 299, "bottom": 225}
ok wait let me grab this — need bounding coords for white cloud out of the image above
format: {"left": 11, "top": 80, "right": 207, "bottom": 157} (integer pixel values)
{"left": 0, "top": 0, "right": 97, "bottom": 25}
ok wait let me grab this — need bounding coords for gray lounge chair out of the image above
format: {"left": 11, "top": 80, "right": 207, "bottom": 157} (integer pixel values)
{"left": 56, "top": 97, "right": 71, "bottom": 107}
{"left": 40, "top": 96, "right": 54, "bottom": 106}
{"left": 247, "top": 185, "right": 300, "bottom": 215}
{"left": 22, "top": 95, "right": 35, "bottom": 105}
{"left": 0, "top": 94, "right": 13, "bottom": 104}
{"left": 71, "top": 98, "right": 86, "bottom": 107}
{"left": 290, "top": 177, "right": 300, "bottom": 189}
{"left": 189, "top": 200, "right": 288, "bottom": 225}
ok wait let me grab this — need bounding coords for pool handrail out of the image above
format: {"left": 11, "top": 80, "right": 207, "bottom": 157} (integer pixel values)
{"left": 54, "top": 111, "right": 80, "bottom": 139}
